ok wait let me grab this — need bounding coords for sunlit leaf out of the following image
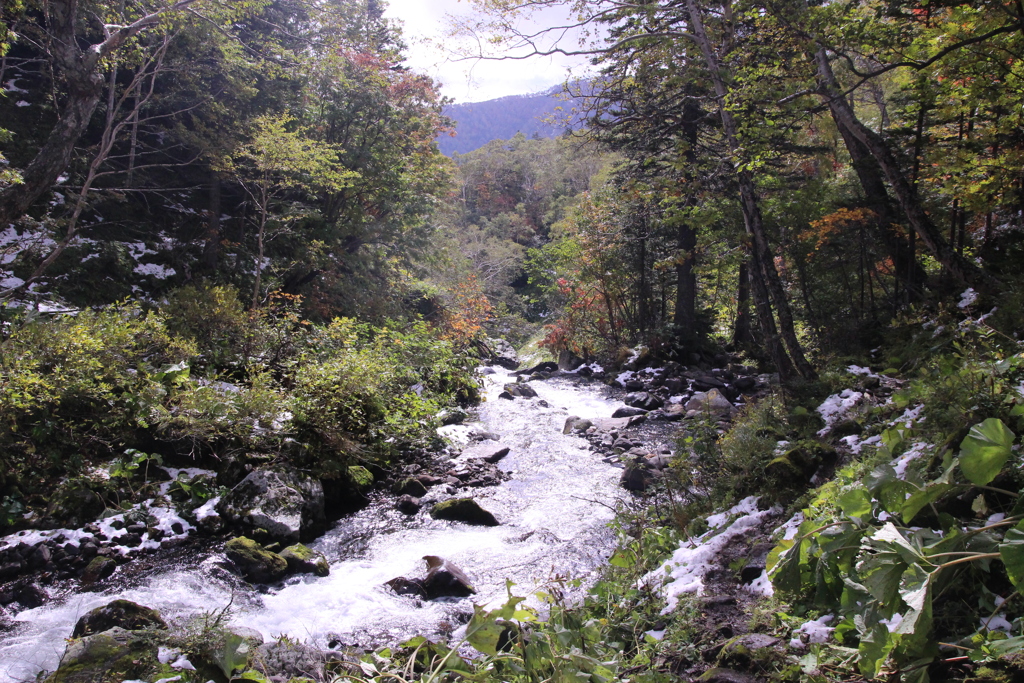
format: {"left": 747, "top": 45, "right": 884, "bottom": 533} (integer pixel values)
{"left": 959, "top": 418, "right": 1015, "bottom": 485}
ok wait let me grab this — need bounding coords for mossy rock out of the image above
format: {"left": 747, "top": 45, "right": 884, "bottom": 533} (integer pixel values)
{"left": 280, "top": 543, "right": 330, "bottom": 577}
{"left": 43, "top": 627, "right": 159, "bottom": 683}
{"left": 44, "top": 478, "right": 110, "bottom": 529}
{"left": 430, "top": 498, "right": 499, "bottom": 526}
{"left": 787, "top": 407, "right": 825, "bottom": 435}
{"left": 392, "top": 478, "right": 427, "bottom": 497}
{"left": 81, "top": 556, "right": 117, "bottom": 584}
{"left": 72, "top": 599, "right": 167, "bottom": 638}
{"left": 718, "top": 633, "right": 780, "bottom": 670}
{"left": 347, "top": 466, "right": 374, "bottom": 489}
{"left": 225, "top": 537, "right": 288, "bottom": 583}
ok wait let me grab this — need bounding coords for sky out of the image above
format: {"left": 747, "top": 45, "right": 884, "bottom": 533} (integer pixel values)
{"left": 382, "top": 0, "right": 595, "bottom": 104}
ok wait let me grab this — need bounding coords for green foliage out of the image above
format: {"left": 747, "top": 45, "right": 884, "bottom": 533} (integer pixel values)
{"left": 0, "top": 303, "right": 194, "bottom": 471}
{"left": 769, "top": 341, "right": 1024, "bottom": 680}
{"left": 672, "top": 394, "right": 791, "bottom": 513}
{"left": 291, "top": 318, "right": 476, "bottom": 472}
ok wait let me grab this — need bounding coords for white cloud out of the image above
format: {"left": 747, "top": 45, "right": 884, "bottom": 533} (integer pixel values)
{"left": 383, "top": 0, "right": 595, "bottom": 103}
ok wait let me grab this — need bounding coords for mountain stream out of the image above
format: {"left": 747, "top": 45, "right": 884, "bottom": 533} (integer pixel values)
{"left": 0, "top": 370, "right": 629, "bottom": 682}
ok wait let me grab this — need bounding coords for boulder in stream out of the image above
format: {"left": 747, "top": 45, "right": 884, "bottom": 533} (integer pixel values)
{"left": 612, "top": 406, "right": 648, "bottom": 419}
{"left": 81, "top": 556, "right": 116, "bottom": 584}
{"left": 225, "top": 536, "right": 288, "bottom": 583}
{"left": 218, "top": 468, "right": 326, "bottom": 544}
{"left": 280, "top": 543, "right": 330, "bottom": 577}
{"left": 422, "top": 555, "right": 476, "bottom": 598}
{"left": 385, "top": 576, "right": 427, "bottom": 598}
{"left": 503, "top": 382, "right": 538, "bottom": 398}
{"left": 397, "top": 495, "right": 422, "bottom": 514}
{"left": 460, "top": 442, "right": 510, "bottom": 463}
{"left": 430, "top": 498, "right": 499, "bottom": 526}
{"left": 72, "top": 599, "right": 167, "bottom": 638}
{"left": 43, "top": 627, "right": 158, "bottom": 683}
{"left": 624, "top": 391, "right": 664, "bottom": 410}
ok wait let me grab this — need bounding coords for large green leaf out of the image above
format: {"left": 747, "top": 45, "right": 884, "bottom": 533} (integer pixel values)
{"left": 466, "top": 604, "right": 505, "bottom": 655}
{"left": 959, "top": 418, "right": 1016, "bottom": 485}
{"left": 901, "top": 483, "right": 954, "bottom": 524}
{"left": 838, "top": 487, "right": 873, "bottom": 519}
{"left": 999, "top": 523, "right": 1024, "bottom": 589}
{"left": 767, "top": 538, "right": 803, "bottom": 594}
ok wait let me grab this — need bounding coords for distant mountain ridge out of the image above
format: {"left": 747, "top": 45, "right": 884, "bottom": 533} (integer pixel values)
{"left": 439, "top": 85, "right": 581, "bottom": 156}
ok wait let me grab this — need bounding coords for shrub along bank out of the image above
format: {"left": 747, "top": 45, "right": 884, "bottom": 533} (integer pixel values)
{"left": 0, "top": 286, "right": 479, "bottom": 530}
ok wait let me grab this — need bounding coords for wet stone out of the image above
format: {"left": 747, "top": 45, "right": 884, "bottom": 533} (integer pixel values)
{"left": 72, "top": 599, "right": 167, "bottom": 637}
{"left": 397, "top": 495, "right": 422, "bottom": 515}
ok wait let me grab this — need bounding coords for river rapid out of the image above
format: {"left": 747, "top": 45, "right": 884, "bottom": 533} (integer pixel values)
{"left": 0, "top": 370, "right": 629, "bottom": 683}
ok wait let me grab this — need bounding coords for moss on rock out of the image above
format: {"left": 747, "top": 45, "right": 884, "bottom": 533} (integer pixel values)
{"left": 280, "top": 543, "right": 330, "bottom": 577}
{"left": 44, "top": 627, "right": 158, "bottom": 683}
{"left": 72, "top": 599, "right": 167, "bottom": 637}
{"left": 225, "top": 537, "right": 288, "bottom": 583}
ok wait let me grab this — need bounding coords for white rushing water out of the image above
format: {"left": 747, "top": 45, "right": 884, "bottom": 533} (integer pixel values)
{"left": 0, "top": 370, "right": 627, "bottom": 682}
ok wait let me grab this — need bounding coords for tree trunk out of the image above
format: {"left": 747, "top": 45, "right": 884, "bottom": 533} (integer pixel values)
{"left": 829, "top": 103, "right": 926, "bottom": 300}
{"left": 814, "top": 49, "right": 1002, "bottom": 294}
{"left": 685, "top": 0, "right": 816, "bottom": 380}
{"left": 675, "top": 100, "right": 700, "bottom": 338}
{"left": 203, "top": 171, "right": 222, "bottom": 271}
{"left": 0, "top": 85, "right": 104, "bottom": 226}
{"left": 732, "top": 260, "right": 752, "bottom": 347}
{"left": 675, "top": 221, "right": 697, "bottom": 333}
{"left": 0, "top": 0, "right": 199, "bottom": 226}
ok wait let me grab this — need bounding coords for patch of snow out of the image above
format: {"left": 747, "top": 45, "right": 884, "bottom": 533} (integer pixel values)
{"left": 170, "top": 655, "right": 195, "bottom": 671}
{"left": 789, "top": 615, "right": 834, "bottom": 649}
{"left": 0, "top": 275, "right": 24, "bottom": 289}
{"left": 271, "top": 410, "right": 292, "bottom": 431}
{"left": 14, "top": 100, "right": 29, "bottom": 107}
{"left": 706, "top": 496, "right": 762, "bottom": 529}
{"left": 847, "top": 365, "right": 879, "bottom": 378}
{"left": 841, "top": 433, "right": 882, "bottom": 455}
{"left": 893, "top": 442, "right": 931, "bottom": 480}
{"left": 644, "top": 629, "right": 665, "bottom": 641}
{"left": 958, "top": 288, "right": 978, "bottom": 309}
{"left": 194, "top": 496, "right": 221, "bottom": 521}
{"left": 816, "top": 389, "right": 864, "bottom": 436}
{"left": 980, "top": 615, "right": 1012, "bottom": 632}
{"left": 644, "top": 497, "right": 779, "bottom": 611}
{"left": 4, "top": 79, "right": 28, "bottom": 94}
{"left": 987, "top": 513, "right": 1006, "bottom": 525}
{"left": 743, "top": 569, "right": 774, "bottom": 597}
{"left": 134, "top": 262, "right": 176, "bottom": 279}
{"left": 567, "top": 362, "right": 604, "bottom": 375}
{"left": 893, "top": 405, "right": 923, "bottom": 428}
{"left": 437, "top": 424, "right": 475, "bottom": 447}
{"left": 157, "top": 646, "right": 180, "bottom": 664}
{"left": 780, "top": 513, "right": 804, "bottom": 541}
{"left": 0, "top": 499, "right": 194, "bottom": 555}
{"left": 880, "top": 613, "right": 903, "bottom": 632}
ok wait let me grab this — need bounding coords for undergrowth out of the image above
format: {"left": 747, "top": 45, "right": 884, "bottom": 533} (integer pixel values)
{"left": 0, "top": 285, "right": 478, "bottom": 529}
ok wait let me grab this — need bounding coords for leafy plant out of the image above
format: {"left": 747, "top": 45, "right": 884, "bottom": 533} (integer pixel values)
{"left": 769, "top": 414, "right": 1024, "bottom": 681}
